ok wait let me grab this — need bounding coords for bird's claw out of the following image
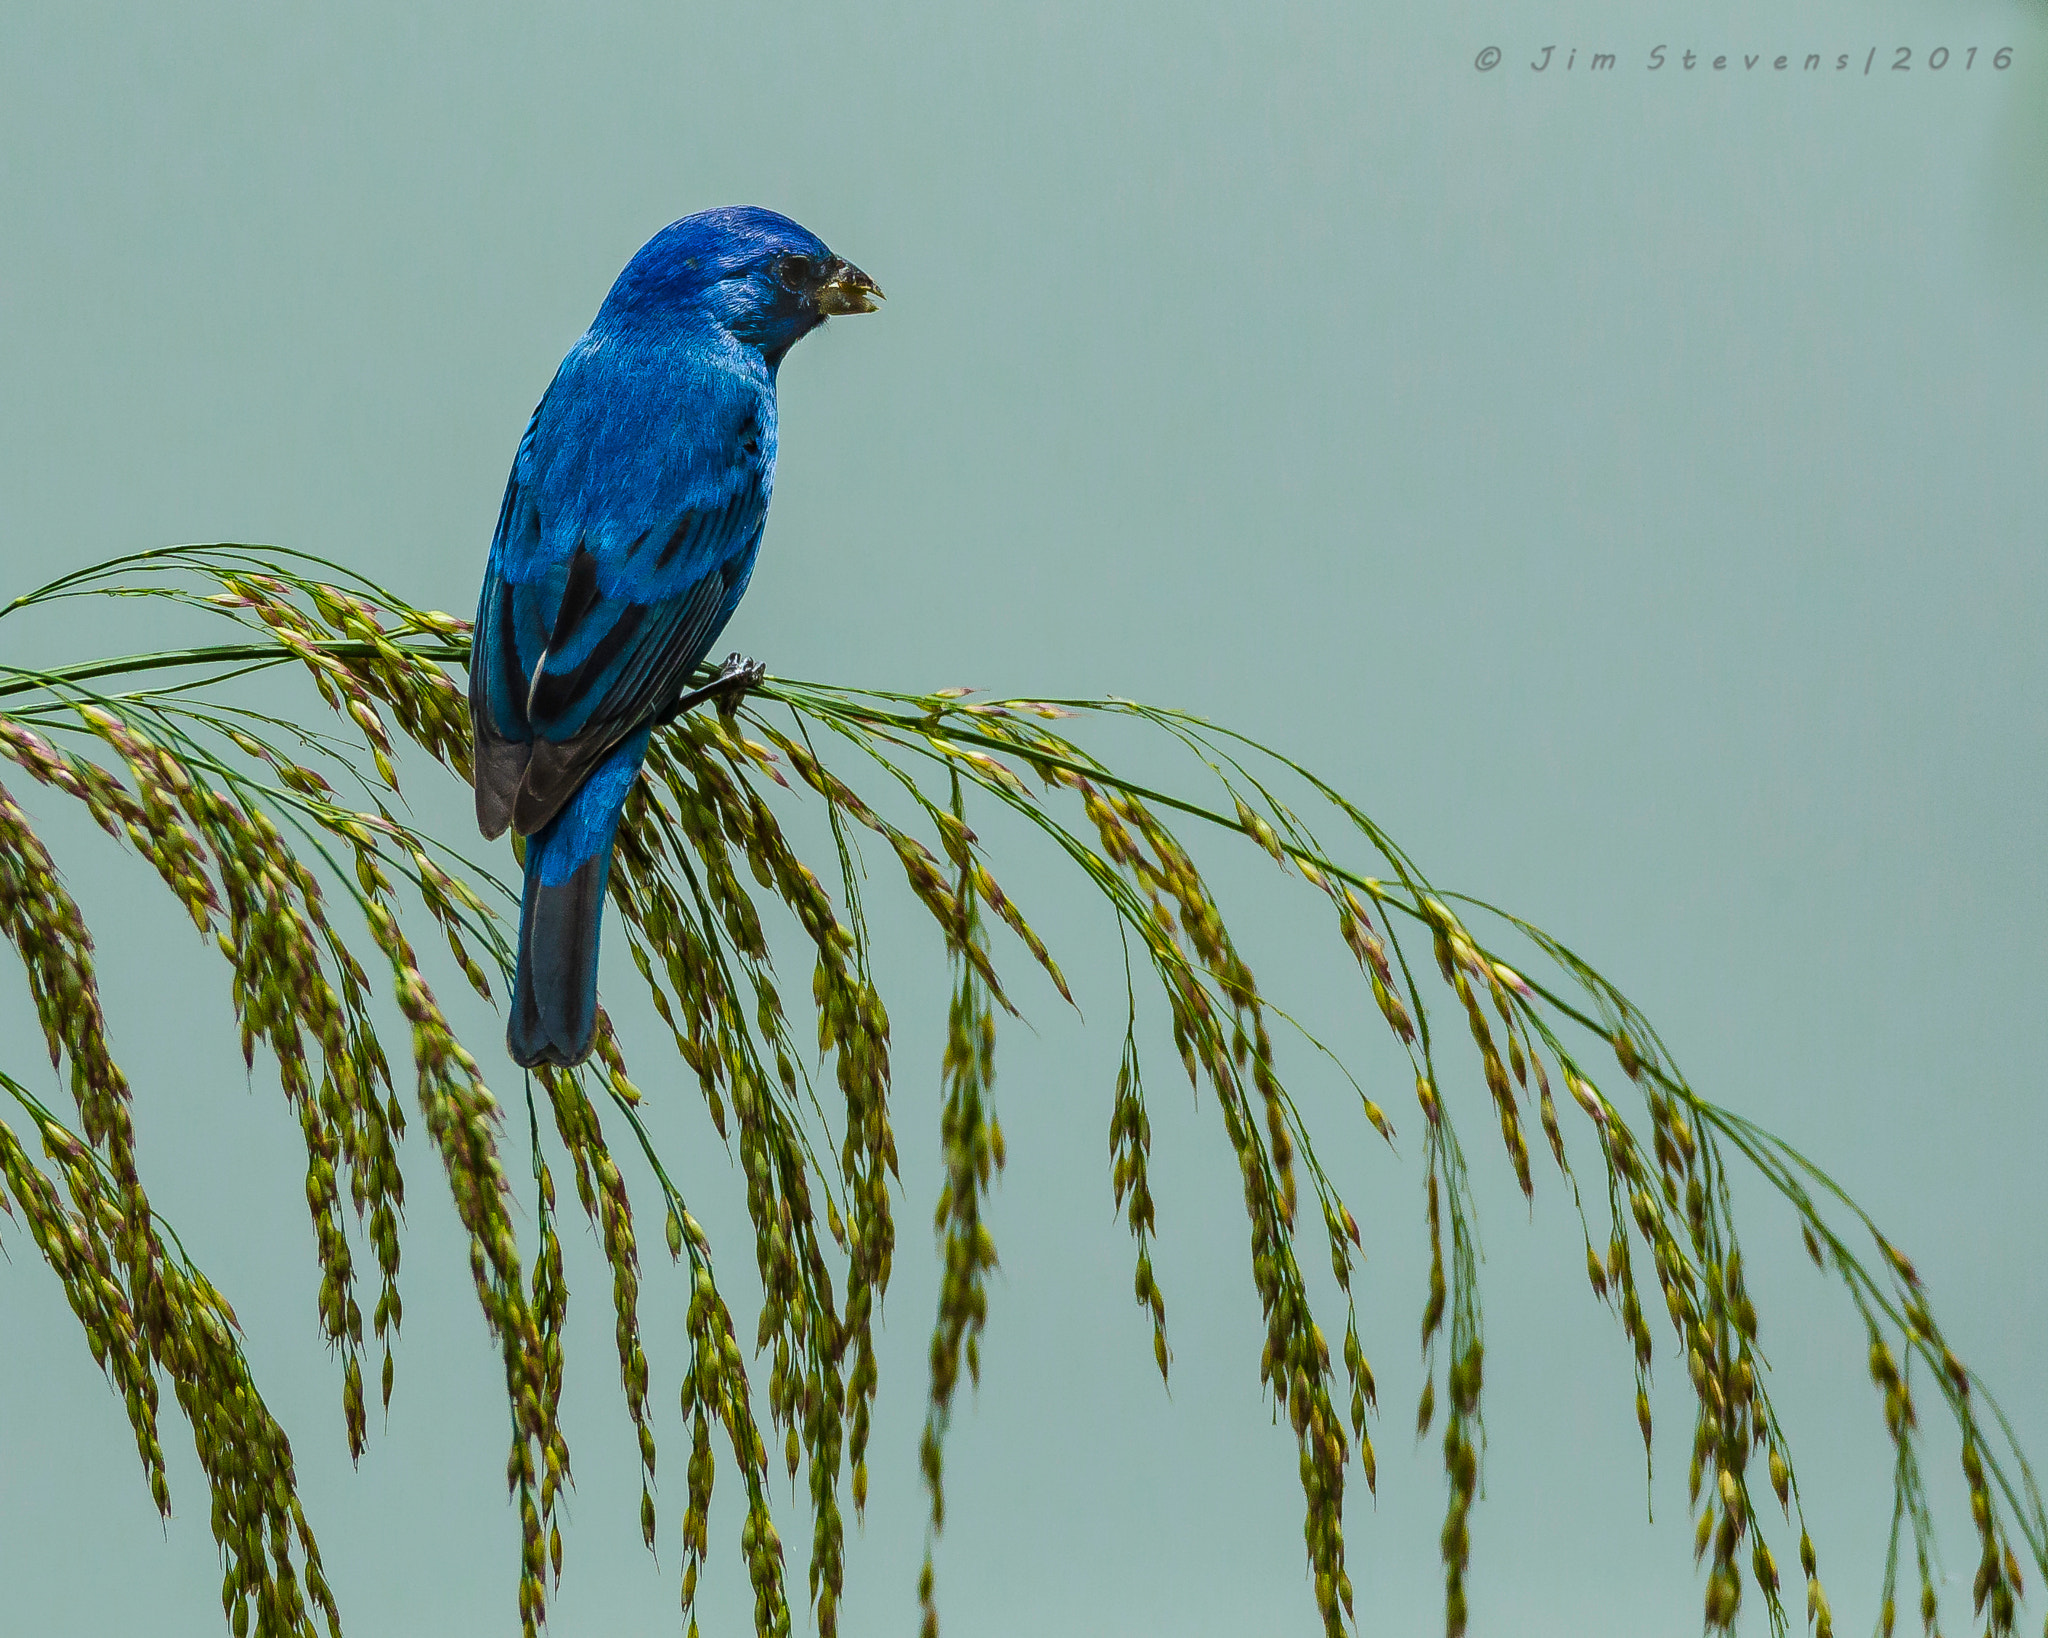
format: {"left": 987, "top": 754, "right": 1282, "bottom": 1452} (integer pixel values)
{"left": 659, "top": 652, "right": 767, "bottom": 724}
{"left": 711, "top": 653, "right": 766, "bottom": 720}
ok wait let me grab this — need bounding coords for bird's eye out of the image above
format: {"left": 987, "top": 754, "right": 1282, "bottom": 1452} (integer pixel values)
{"left": 773, "top": 255, "right": 815, "bottom": 292}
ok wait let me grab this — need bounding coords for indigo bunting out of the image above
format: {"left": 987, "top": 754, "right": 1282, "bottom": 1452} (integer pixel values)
{"left": 470, "top": 207, "right": 881, "bottom": 1067}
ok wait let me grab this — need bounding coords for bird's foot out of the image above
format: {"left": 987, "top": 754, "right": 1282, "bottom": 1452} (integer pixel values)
{"left": 659, "top": 653, "right": 767, "bottom": 724}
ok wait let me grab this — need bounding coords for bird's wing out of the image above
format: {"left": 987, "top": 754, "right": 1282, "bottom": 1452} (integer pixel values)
{"left": 471, "top": 338, "right": 772, "bottom": 839}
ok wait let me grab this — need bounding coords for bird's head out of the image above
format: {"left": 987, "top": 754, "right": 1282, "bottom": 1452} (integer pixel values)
{"left": 596, "top": 206, "right": 882, "bottom": 365}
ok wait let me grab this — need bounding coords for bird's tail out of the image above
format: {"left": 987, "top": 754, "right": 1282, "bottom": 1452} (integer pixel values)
{"left": 506, "top": 732, "right": 648, "bottom": 1068}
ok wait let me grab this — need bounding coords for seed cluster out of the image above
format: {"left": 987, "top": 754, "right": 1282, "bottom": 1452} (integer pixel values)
{"left": 1, "top": 556, "right": 550, "bottom": 1633}
{"left": 1036, "top": 755, "right": 1363, "bottom": 1633}
{"left": 609, "top": 716, "right": 912, "bottom": 1638}
{"left": 2, "top": 548, "right": 2041, "bottom": 1638}
{"left": 916, "top": 792, "right": 1005, "bottom": 1638}
{"left": 0, "top": 773, "right": 339, "bottom": 1637}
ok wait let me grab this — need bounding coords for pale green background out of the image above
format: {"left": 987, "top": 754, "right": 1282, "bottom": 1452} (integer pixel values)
{"left": 3, "top": 2, "right": 2046, "bottom": 1635}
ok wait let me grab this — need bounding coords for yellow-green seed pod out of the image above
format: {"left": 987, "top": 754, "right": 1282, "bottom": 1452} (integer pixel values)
{"left": 1722, "top": 1481, "right": 1745, "bottom": 1538}
{"left": 1752, "top": 1541, "right": 1778, "bottom": 1593}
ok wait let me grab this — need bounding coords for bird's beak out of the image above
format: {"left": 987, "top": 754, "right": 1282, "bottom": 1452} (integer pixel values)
{"left": 814, "top": 258, "right": 883, "bottom": 315}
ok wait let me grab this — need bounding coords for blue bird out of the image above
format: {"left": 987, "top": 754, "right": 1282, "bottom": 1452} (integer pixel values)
{"left": 470, "top": 207, "right": 882, "bottom": 1068}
